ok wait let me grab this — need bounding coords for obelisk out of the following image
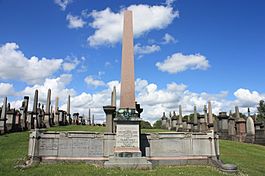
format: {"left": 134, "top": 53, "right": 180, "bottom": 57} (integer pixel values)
{"left": 120, "top": 10, "right": 135, "bottom": 109}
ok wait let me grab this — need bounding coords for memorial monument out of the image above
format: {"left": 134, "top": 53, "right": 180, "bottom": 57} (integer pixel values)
{"left": 26, "top": 10, "right": 237, "bottom": 173}
{"left": 104, "top": 10, "right": 151, "bottom": 168}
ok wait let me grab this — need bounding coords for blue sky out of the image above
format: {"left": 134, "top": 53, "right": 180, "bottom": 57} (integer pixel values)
{"left": 0, "top": 0, "right": 265, "bottom": 122}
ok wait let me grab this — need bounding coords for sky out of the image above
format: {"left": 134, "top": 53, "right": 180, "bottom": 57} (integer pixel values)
{"left": 0, "top": 0, "right": 265, "bottom": 123}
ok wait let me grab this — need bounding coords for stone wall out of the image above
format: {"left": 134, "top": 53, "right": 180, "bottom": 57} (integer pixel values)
{"left": 29, "top": 130, "right": 219, "bottom": 166}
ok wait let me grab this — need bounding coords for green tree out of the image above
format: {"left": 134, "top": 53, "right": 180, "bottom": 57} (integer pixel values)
{"left": 152, "top": 119, "right": 162, "bottom": 129}
{"left": 257, "top": 100, "right": 265, "bottom": 121}
{"left": 141, "top": 120, "right": 152, "bottom": 129}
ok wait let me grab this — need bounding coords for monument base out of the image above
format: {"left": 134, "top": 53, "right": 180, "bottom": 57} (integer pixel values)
{"left": 104, "top": 157, "right": 152, "bottom": 169}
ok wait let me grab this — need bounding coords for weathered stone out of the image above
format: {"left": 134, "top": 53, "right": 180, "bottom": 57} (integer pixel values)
{"left": 111, "top": 86, "right": 116, "bottom": 107}
{"left": 66, "top": 95, "right": 71, "bottom": 124}
{"left": 208, "top": 101, "right": 214, "bottom": 130}
{"left": 104, "top": 105, "right": 116, "bottom": 133}
{"left": 0, "top": 97, "right": 7, "bottom": 133}
{"left": 193, "top": 106, "right": 198, "bottom": 131}
{"left": 161, "top": 112, "right": 167, "bottom": 129}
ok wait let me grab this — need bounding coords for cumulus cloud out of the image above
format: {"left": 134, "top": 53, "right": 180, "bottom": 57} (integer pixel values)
{"left": 0, "top": 43, "right": 63, "bottom": 84}
{"left": 62, "top": 56, "right": 80, "bottom": 71}
{"left": 87, "top": 4, "right": 179, "bottom": 46}
{"left": 162, "top": 33, "right": 177, "bottom": 44}
{"left": 54, "top": 0, "right": 72, "bottom": 11}
{"left": 0, "top": 83, "right": 15, "bottom": 97}
{"left": 234, "top": 88, "right": 264, "bottom": 107}
{"left": 66, "top": 14, "right": 86, "bottom": 29}
{"left": 19, "top": 74, "right": 75, "bottom": 111}
{"left": 156, "top": 52, "right": 210, "bottom": 74}
{"left": 134, "top": 43, "right": 160, "bottom": 55}
{"left": 84, "top": 75, "right": 105, "bottom": 88}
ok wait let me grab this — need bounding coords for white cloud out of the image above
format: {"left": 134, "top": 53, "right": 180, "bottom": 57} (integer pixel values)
{"left": 134, "top": 43, "right": 160, "bottom": 55}
{"left": 0, "top": 43, "right": 63, "bottom": 84}
{"left": 66, "top": 14, "right": 86, "bottom": 29}
{"left": 84, "top": 75, "right": 105, "bottom": 88}
{"left": 62, "top": 56, "right": 80, "bottom": 71}
{"left": 20, "top": 74, "right": 75, "bottom": 111}
{"left": 0, "top": 83, "right": 15, "bottom": 97}
{"left": 54, "top": 0, "right": 72, "bottom": 11}
{"left": 162, "top": 33, "right": 177, "bottom": 44}
{"left": 234, "top": 88, "right": 264, "bottom": 107}
{"left": 88, "top": 4, "right": 178, "bottom": 46}
{"left": 156, "top": 52, "right": 210, "bottom": 74}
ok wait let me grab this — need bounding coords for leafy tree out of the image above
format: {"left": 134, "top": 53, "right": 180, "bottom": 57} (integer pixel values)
{"left": 141, "top": 120, "right": 152, "bottom": 129}
{"left": 153, "top": 119, "right": 162, "bottom": 129}
{"left": 257, "top": 100, "right": 265, "bottom": 121}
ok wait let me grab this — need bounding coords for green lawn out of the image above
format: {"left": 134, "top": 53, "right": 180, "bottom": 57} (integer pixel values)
{"left": 0, "top": 126, "right": 264, "bottom": 176}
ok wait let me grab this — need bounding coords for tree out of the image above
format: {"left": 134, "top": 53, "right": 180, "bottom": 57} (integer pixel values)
{"left": 153, "top": 119, "right": 162, "bottom": 129}
{"left": 141, "top": 120, "right": 152, "bottom": 129}
{"left": 257, "top": 100, "right": 265, "bottom": 121}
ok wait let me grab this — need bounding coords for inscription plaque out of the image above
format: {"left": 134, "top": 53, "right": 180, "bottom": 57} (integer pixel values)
{"left": 116, "top": 124, "right": 139, "bottom": 148}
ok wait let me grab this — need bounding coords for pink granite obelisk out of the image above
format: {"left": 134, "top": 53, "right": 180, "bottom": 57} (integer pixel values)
{"left": 120, "top": 10, "right": 135, "bottom": 109}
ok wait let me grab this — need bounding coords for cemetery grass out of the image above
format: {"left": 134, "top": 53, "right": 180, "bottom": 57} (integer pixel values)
{"left": 0, "top": 128, "right": 264, "bottom": 176}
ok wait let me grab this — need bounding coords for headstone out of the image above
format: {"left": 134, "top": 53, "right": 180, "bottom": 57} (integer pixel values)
{"left": 193, "top": 105, "right": 198, "bottom": 131}
{"left": 88, "top": 108, "right": 91, "bottom": 125}
{"left": 235, "top": 106, "right": 246, "bottom": 142}
{"left": 103, "top": 105, "right": 116, "bottom": 133}
{"left": 0, "top": 97, "right": 7, "bottom": 133}
{"left": 208, "top": 101, "right": 214, "bottom": 130}
{"left": 111, "top": 86, "right": 116, "bottom": 107}
{"left": 32, "top": 89, "right": 40, "bottom": 129}
{"left": 92, "top": 114, "right": 95, "bottom": 126}
{"left": 66, "top": 95, "right": 71, "bottom": 124}
{"left": 228, "top": 110, "right": 236, "bottom": 137}
{"left": 161, "top": 112, "right": 167, "bottom": 129}
{"left": 177, "top": 105, "right": 183, "bottom": 131}
{"left": 204, "top": 105, "right": 208, "bottom": 125}
{"left": 171, "top": 111, "right": 177, "bottom": 130}
{"left": 54, "top": 97, "right": 59, "bottom": 125}
{"left": 21, "top": 96, "right": 29, "bottom": 130}
{"left": 246, "top": 115, "right": 255, "bottom": 143}
{"left": 44, "top": 89, "right": 51, "bottom": 128}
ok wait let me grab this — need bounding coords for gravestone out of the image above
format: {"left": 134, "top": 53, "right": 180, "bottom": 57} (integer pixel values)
{"left": 0, "top": 97, "right": 7, "bottom": 134}
{"left": 66, "top": 95, "right": 71, "bottom": 124}
{"left": 44, "top": 89, "right": 51, "bottom": 128}
{"left": 161, "top": 112, "right": 167, "bottom": 129}
{"left": 193, "top": 105, "right": 198, "bottom": 131}
{"left": 246, "top": 116, "right": 255, "bottom": 143}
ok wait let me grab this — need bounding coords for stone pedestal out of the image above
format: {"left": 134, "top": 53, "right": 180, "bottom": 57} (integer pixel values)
{"left": 43, "top": 114, "right": 50, "bottom": 128}
{"left": 103, "top": 105, "right": 116, "bottom": 133}
{"left": 104, "top": 119, "right": 151, "bottom": 169}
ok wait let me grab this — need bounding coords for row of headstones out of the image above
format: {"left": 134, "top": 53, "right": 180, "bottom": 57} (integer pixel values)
{"left": 216, "top": 107, "right": 265, "bottom": 144}
{"left": 161, "top": 101, "right": 214, "bottom": 132}
{"left": 160, "top": 102, "right": 265, "bottom": 144}
{"left": 0, "top": 89, "right": 72, "bottom": 134}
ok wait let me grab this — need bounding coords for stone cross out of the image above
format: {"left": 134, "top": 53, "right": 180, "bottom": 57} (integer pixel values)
{"left": 46, "top": 89, "right": 51, "bottom": 114}
{"left": 120, "top": 10, "right": 135, "bottom": 109}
